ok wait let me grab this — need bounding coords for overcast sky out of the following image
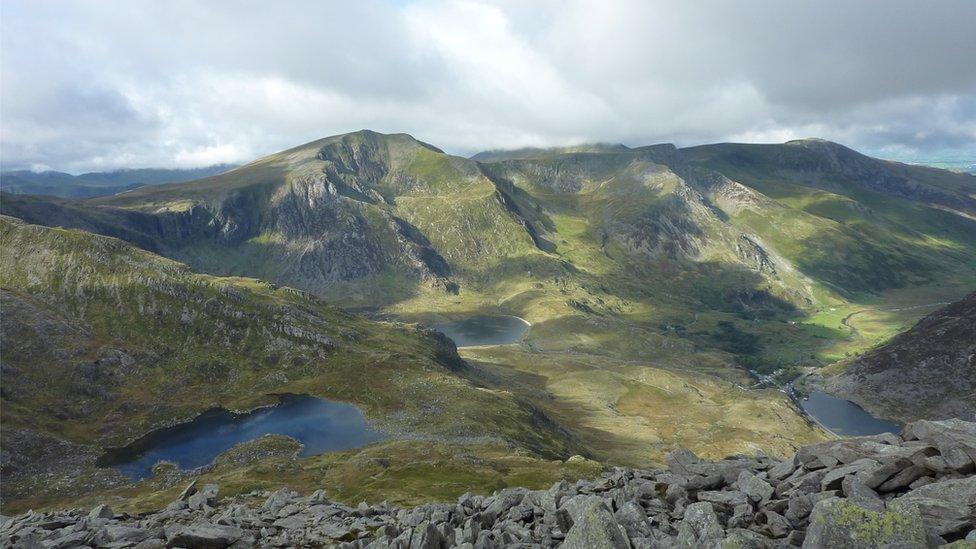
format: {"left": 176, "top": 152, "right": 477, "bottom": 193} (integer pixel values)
{"left": 2, "top": 0, "right": 974, "bottom": 172}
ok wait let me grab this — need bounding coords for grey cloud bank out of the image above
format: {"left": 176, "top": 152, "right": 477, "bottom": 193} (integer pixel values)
{"left": 1, "top": 0, "right": 974, "bottom": 172}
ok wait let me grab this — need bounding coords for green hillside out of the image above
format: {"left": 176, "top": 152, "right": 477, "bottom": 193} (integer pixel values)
{"left": 0, "top": 215, "right": 582, "bottom": 511}
{"left": 3, "top": 132, "right": 974, "bottom": 512}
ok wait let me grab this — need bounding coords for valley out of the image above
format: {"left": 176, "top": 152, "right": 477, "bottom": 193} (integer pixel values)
{"left": 1, "top": 131, "right": 973, "bottom": 518}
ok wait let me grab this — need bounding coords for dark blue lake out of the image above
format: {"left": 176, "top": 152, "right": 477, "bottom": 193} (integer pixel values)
{"left": 800, "top": 392, "right": 901, "bottom": 437}
{"left": 434, "top": 315, "right": 530, "bottom": 347}
{"left": 99, "top": 394, "right": 385, "bottom": 480}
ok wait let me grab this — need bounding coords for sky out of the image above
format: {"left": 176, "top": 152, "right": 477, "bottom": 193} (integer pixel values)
{"left": 1, "top": 0, "right": 975, "bottom": 173}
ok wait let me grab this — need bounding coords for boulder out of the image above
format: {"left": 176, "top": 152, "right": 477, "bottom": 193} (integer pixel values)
{"left": 819, "top": 458, "right": 879, "bottom": 491}
{"left": 561, "top": 494, "right": 608, "bottom": 525}
{"left": 697, "top": 490, "right": 749, "bottom": 508}
{"left": 736, "top": 470, "right": 774, "bottom": 503}
{"left": 166, "top": 524, "right": 245, "bottom": 549}
{"left": 614, "top": 501, "right": 654, "bottom": 539}
{"left": 675, "top": 502, "right": 724, "bottom": 547}
{"left": 895, "top": 476, "right": 976, "bottom": 537}
{"left": 767, "top": 459, "right": 796, "bottom": 482}
{"left": 561, "top": 499, "right": 630, "bottom": 549}
{"left": 903, "top": 419, "right": 976, "bottom": 472}
{"left": 802, "top": 497, "right": 926, "bottom": 549}
{"left": 188, "top": 483, "right": 219, "bottom": 510}
{"left": 88, "top": 504, "right": 113, "bottom": 520}
{"left": 840, "top": 477, "right": 884, "bottom": 513}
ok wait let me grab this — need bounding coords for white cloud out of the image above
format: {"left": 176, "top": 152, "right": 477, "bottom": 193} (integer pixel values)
{"left": 1, "top": 0, "right": 974, "bottom": 172}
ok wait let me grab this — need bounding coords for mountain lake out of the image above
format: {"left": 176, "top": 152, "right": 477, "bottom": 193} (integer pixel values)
{"left": 99, "top": 394, "right": 386, "bottom": 480}
{"left": 434, "top": 315, "right": 530, "bottom": 347}
{"left": 800, "top": 391, "right": 901, "bottom": 436}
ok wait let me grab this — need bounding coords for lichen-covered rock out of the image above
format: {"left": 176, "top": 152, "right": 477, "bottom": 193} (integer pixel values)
{"left": 561, "top": 499, "right": 630, "bottom": 549}
{"left": 802, "top": 497, "right": 927, "bottom": 549}
{"left": 676, "top": 502, "right": 725, "bottom": 547}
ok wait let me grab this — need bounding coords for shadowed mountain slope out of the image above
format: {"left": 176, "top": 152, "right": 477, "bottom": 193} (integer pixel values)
{"left": 824, "top": 292, "right": 976, "bottom": 423}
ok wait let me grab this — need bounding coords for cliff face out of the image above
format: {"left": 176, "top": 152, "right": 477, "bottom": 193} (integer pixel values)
{"left": 1, "top": 131, "right": 553, "bottom": 302}
{"left": 4, "top": 132, "right": 975, "bottom": 310}
{"left": 826, "top": 293, "right": 976, "bottom": 423}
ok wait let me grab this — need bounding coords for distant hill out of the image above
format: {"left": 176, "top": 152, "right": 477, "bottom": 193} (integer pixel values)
{"left": 0, "top": 164, "right": 237, "bottom": 198}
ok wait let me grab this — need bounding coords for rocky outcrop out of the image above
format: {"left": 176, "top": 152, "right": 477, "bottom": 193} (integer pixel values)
{"left": 826, "top": 293, "right": 976, "bottom": 423}
{"left": 4, "top": 420, "right": 975, "bottom": 548}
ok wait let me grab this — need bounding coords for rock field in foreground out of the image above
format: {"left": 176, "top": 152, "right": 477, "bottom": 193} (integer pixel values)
{"left": 3, "top": 419, "right": 975, "bottom": 548}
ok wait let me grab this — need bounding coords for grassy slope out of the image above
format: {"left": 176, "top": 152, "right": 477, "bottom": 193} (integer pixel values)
{"left": 0, "top": 215, "right": 582, "bottom": 512}
{"left": 680, "top": 142, "right": 976, "bottom": 364}
{"left": 5, "top": 134, "right": 973, "bottom": 512}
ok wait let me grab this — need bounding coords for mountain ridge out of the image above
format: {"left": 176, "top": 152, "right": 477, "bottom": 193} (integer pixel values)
{"left": 0, "top": 164, "right": 237, "bottom": 199}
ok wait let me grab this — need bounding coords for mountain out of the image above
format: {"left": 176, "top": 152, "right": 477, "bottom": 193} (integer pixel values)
{"left": 2, "top": 131, "right": 974, "bottom": 400}
{"left": 0, "top": 165, "right": 236, "bottom": 198}
{"left": 0, "top": 215, "right": 580, "bottom": 510}
{"left": 2, "top": 131, "right": 975, "bottom": 505}
{"left": 1, "top": 131, "right": 555, "bottom": 304}
{"left": 824, "top": 293, "right": 976, "bottom": 423}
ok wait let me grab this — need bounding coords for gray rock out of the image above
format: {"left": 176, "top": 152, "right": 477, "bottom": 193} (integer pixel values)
{"left": 614, "top": 501, "right": 653, "bottom": 539}
{"left": 483, "top": 489, "right": 524, "bottom": 518}
{"left": 178, "top": 480, "right": 199, "bottom": 501}
{"left": 561, "top": 494, "right": 607, "bottom": 524}
{"left": 819, "top": 458, "right": 879, "bottom": 491}
{"left": 755, "top": 510, "right": 791, "bottom": 538}
{"left": 665, "top": 483, "right": 688, "bottom": 506}
{"left": 188, "top": 484, "right": 219, "bottom": 510}
{"left": 801, "top": 497, "right": 926, "bottom": 549}
{"left": 767, "top": 459, "right": 796, "bottom": 482}
{"left": 132, "top": 540, "right": 166, "bottom": 549}
{"left": 903, "top": 419, "right": 976, "bottom": 472}
{"left": 88, "top": 504, "right": 113, "bottom": 520}
{"left": 697, "top": 490, "right": 749, "bottom": 508}
{"left": 561, "top": 499, "right": 630, "bottom": 549}
{"left": 877, "top": 465, "right": 931, "bottom": 492}
{"left": 166, "top": 524, "right": 244, "bottom": 549}
{"left": 736, "top": 470, "right": 773, "bottom": 503}
{"left": 840, "top": 476, "right": 885, "bottom": 512}
{"left": 720, "top": 528, "right": 774, "bottom": 548}
{"left": 262, "top": 488, "right": 298, "bottom": 513}
{"left": 105, "top": 525, "right": 150, "bottom": 543}
{"left": 409, "top": 521, "right": 441, "bottom": 549}
{"left": 675, "top": 502, "right": 724, "bottom": 547}
{"left": 895, "top": 476, "right": 976, "bottom": 537}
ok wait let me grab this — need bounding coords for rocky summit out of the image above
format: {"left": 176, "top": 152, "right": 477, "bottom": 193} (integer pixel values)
{"left": 4, "top": 419, "right": 975, "bottom": 549}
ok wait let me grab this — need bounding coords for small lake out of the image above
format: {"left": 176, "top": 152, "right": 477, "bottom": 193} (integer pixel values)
{"left": 99, "top": 395, "right": 385, "bottom": 480}
{"left": 434, "top": 315, "right": 530, "bottom": 347}
{"left": 800, "top": 392, "right": 901, "bottom": 437}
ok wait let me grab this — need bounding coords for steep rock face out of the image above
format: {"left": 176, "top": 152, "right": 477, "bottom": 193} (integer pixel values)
{"left": 4, "top": 133, "right": 974, "bottom": 309}
{"left": 481, "top": 148, "right": 806, "bottom": 308}
{"left": 1, "top": 131, "right": 546, "bottom": 300}
{"left": 826, "top": 293, "right": 976, "bottom": 423}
